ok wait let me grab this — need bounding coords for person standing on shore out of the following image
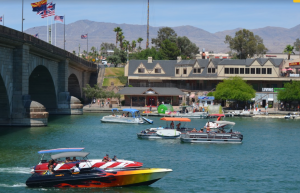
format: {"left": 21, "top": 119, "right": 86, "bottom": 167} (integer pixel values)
{"left": 265, "top": 105, "right": 268, "bottom": 115}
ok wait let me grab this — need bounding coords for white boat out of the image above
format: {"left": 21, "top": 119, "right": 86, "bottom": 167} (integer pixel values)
{"left": 137, "top": 117, "right": 193, "bottom": 139}
{"left": 171, "top": 106, "right": 208, "bottom": 118}
{"left": 285, "top": 112, "right": 299, "bottom": 119}
{"left": 101, "top": 108, "right": 144, "bottom": 124}
{"left": 180, "top": 119, "right": 243, "bottom": 143}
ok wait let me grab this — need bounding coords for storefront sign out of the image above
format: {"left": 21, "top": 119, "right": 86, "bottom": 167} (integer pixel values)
{"left": 262, "top": 88, "right": 273, "bottom": 92}
{"left": 198, "top": 96, "right": 214, "bottom": 100}
{"left": 289, "top": 62, "right": 300, "bottom": 66}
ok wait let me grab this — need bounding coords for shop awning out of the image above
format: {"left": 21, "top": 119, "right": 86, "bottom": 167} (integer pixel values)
{"left": 268, "top": 98, "right": 274, "bottom": 101}
{"left": 189, "top": 94, "right": 195, "bottom": 98}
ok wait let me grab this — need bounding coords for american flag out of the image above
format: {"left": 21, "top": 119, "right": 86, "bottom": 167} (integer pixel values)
{"left": 41, "top": 2, "right": 55, "bottom": 18}
{"left": 81, "top": 34, "right": 88, "bottom": 39}
{"left": 34, "top": 33, "right": 39, "bottom": 38}
{"left": 0, "top": 16, "right": 2, "bottom": 22}
{"left": 54, "top": 15, "right": 64, "bottom": 22}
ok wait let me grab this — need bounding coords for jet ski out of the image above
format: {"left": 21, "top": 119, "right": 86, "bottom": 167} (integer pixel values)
{"left": 26, "top": 167, "right": 172, "bottom": 188}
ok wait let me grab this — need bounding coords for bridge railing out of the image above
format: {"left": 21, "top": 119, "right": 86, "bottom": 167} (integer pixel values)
{"left": 0, "top": 25, "right": 96, "bottom": 69}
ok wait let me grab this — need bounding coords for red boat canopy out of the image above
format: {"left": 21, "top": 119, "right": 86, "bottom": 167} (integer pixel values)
{"left": 208, "top": 114, "right": 225, "bottom": 117}
{"left": 160, "top": 117, "right": 191, "bottom": 122}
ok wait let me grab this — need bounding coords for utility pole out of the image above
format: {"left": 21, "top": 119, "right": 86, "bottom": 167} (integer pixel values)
{"left": 146, "top": 0, "right": 149, "bottom": 49}
{"left": 22, "top": 0, "right": 24, "bottom": 32}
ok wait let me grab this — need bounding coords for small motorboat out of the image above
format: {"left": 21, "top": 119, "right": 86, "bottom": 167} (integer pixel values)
{"left": 284, "top": 112, "right": 299, "bottom": 119}
{"left": 137, "top": 117, "right": 193, "bottom": 139}
{"left": 180, "top": 120, "right": 243, "bottom": 143}
{"left": 26, "top": 166, "right": 172, "bottom": 188}
{"left": 101, "top": 108, "right": 144, "bottom": 124}
{"left": 32, "top": 148, "right": 143, "bottom": 174}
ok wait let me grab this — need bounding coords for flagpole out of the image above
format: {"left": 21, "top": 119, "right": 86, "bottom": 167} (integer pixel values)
{"left": 51, "top": 17, "right": 52, "bottom": 44}
{"left": 47, "top": 17, "right": 48, "bottom": 43}
{"left": 3, "top": 15, "right": 4, "bottom": 26}
{"left": 55, "top": 18, "right": 56, "bottom": 46}
{"left": 64, "top": 15, "right": 65, "bottom": 50}
{"left": 22, "top": 0, "right": 24, "bottom": 32}
{"left": 87, "top": 33, "right": 88, "bottom": 54}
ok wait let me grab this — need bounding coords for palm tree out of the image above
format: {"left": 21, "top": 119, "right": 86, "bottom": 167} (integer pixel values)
{"left": 283, "top": 45, "right": 295, "bottom": 60}
{"left": 113, "top": 27, "right": 122, "bottom": 47}
{"left": 137, "top": 37, "right": 143, "bottom": 50}
{"left": 118, "top": 32, "right": 124, "bottom": 50}
{"left": 131, "top": 40, "right": 136, "bottom": 52}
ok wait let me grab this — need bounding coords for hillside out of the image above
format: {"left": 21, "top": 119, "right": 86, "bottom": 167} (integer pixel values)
{"left": 24, "top": 20, "right": 300, "bottom": 53}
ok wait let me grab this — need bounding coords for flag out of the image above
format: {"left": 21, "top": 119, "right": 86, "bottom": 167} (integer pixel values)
{"left": 31, "top": 0, "right": 47, "bottom": 12}
{"left": 0, "top": 16, "right": 2, "bottom": 22}
{"left": 41, "top": 2, "right": 55, "bottom": 18}
{"left": 54, "top": 15, "right": 64, "bottom": 22}
{"left": 81, "top": 34, "right": 88, "bottom": 39}
{"left": 34, "top": 33, "right": 39, "bottom": 38}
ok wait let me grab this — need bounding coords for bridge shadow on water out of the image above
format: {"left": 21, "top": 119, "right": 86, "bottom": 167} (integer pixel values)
{"left": 0, "top": 126, "right": 31, "bottom": 137}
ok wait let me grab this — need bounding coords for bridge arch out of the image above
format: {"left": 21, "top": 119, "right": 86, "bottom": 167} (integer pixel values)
{"left": 0, "top": 75, "right": 10, "bottom": 118}
{"left": 68, "top": 73, "right": 82, "bottom": 99}
{"left": 29, "top": 65, "right": 57, "bottom": 110}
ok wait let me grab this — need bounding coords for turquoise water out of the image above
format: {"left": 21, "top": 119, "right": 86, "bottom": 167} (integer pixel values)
{"left": 0, "top": 114, "right": 300, "bottom": 192}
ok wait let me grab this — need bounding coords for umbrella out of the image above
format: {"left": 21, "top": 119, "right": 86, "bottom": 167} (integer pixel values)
{"left": 287, "top": 68, "right": 293, "bottom": 71}
{"left": 281, "top": 69, "right": 287, "bottom": 71}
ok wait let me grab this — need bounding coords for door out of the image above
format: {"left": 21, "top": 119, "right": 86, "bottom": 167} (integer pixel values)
{"left": 148, "top": 97, "right": 156, "bottom": 106}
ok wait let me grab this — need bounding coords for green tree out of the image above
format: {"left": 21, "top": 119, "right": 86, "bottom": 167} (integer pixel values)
{"left": 160, "top": 39, "right": 180, "bottom": 60}
{"left": 283, "top": 45, "right": 295, "bottom": 60}
{"left": 137, "top": 37, "right": 143, "bottom": 50}
{"left": 113, "top": 27, "right": 122, "bottom": 47}
{"left": 177, "top": 36, "right": 199, "bottom": 59}
{"left": 294, "top": 38, "right": 300, "bottom": 51}
{"left": 129, "top": 47, "right": 164, "bottom": 60}
{"left": 277, "top": 81, "right": 300, "bottom": 108}
{"left": 151, "top": 27, "right": 177, "bottom": 49}
{"left": 131, "top": 40, "right": 136, "bottom": 52}
{"left": 214, "top": 76, "right": 255, "bottom": 101}
{"left": 106, "top": 55, "right": 121, "bottom": 67}
{"left": 224, "top": 29, "right": 268, "bottom": 59}
{"left": 82, "top": 84, "right": 99, "bottom": 105}
{"left": 118, "top": 32, "right": 124, "bottom": 50}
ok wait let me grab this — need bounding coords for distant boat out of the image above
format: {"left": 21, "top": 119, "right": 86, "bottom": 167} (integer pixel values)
{"left": 101, "top": 108, "right": 144, "bottom": 124}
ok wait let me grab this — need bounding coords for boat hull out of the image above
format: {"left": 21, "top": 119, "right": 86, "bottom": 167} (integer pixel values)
{"left": 137, "top": 133, "right": 180, "bottom": 139}
{"left": 26, "top": 168, "right": 172, "bottom": 188}
{"left": 180, "top": 133, "right": 243, "bottom": 144}
{"left": 101, "top": 117, "right": 144, "bottom": 124}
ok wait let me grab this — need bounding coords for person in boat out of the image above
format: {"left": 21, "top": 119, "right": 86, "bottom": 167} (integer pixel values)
{"left": 112, "top": 113, "right": 115, "bottom": 117}
{"left": 199, "top": 129, "right": 204, "bottom": 133}
{"left": 73, "top": 163, "right": 80, "bottom": 172}
{"left": 47, "top": 159, "right": 55, "bottom": 174}
{"left": 176, "top": 122, "right": 181, "bottom": 129}
{"left": 102, "top": 154, "right": 111, "bottom": 162}
{"left": 72, "top": 157, "right": 77, "bottom": 162}
{"left": 206, "top": 127, "right": 211, "bottom": 133}
{"left": 65, "top": 157, "right": 71, "bottom": 163}
{"left": 122, "top": 113, "right": 125, "bottom": 117}
{"left": 217, "top": 116, "right": 221, "bottom": 121}
{"left": 191, "top": 128, "right": 197, "bottom": 132}
{"left": 126, "top": 112, "right": 129, "bottom": 117}
{"left": 112, "top": 155, "right": 117, "bottom": 161}
{"left": 170, "top": 121, "right": 174, "bottom": 129}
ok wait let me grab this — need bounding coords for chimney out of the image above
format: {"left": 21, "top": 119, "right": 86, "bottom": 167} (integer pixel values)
{"left": 148, "top": 57, "right": 152, "bottom": 63}
{"left": 177, "top": 56, "right": 182, "bottom": 63}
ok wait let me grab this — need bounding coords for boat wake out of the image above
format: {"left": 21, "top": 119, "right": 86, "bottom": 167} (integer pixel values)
{"left": 0, "top": 183, "right": 26, "bottom": 187}
{"left": 0, "top": 167, "right": 31, "bottom": 174}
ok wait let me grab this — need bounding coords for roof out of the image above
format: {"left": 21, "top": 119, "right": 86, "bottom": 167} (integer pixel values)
{"left": 118, "top": 87, "right": 185, "bottom": 96}
{"left": 38, "top": 148, "right": 84, "bottom": 154}
{"left": 51, "top": 152, "right": 90, "bottom": 160}
{"left": 160, "top": 117, "right": 191, "bottom": 122}
{"left": 122, "top": 108, "right": 140, "bottom": 114}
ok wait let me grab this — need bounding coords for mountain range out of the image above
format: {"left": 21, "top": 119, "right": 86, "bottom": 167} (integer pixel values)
{"left": 24, "top": 20, "right": 300, "bottom": 54}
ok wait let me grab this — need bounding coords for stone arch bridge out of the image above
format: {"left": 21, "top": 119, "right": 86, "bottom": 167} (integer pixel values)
{"left": 0, "top": 26, "right": 98, "bottom": 126}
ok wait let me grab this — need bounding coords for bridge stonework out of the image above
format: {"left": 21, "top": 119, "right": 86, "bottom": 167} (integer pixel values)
{"left": 0, "top": 26, "right": 97, "bottom": 126}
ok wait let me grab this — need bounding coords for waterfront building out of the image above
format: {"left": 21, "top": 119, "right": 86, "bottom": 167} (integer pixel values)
{"left": 123, "top": 56, "right": 300, "bottom": 108}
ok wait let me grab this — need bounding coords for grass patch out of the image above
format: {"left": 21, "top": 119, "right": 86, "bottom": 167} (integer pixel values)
{"left": 104, "top": 68, "right": 124, "bottom": 77}
{"left": 103, "top": 78, "right": 124, "bottom": 86}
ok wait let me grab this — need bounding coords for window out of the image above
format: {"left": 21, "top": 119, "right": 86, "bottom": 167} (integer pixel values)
{"left": 198, "top": 68, "right": 201, "bottom": 73}
{"left": 155, "top": 68, "right": 161, "bottom": 73}
{"left": 235, "top": 68, "right": 239, "bottom": 74}
{"left": 194, "top": 68, "right": 201, "bottom": 73}
{"left": 212, "top": 68, "right": 215, "bottom": 73}
{"left": 183, "top": 68, "right": 187, "bottom": 74}
{"left": 262, "top": 68, "right": 266, "bottom": 74}
{"left": 194, "top": 68, "right": 196, "bottom": 73}
{"left": 267, "top": 68, "right": 272, "bottom": 74}
{"left": 245, "top": 68, "right": 250, "bottom": 74}
{"left": 251, "top": 68, "right": 255, "bottom": 74}
{"left": 208, "top": 68, "right": 211, "bottom": 73}
{"left": 138, "top": 68, "right": 145, "bottom": 73}
{"left": 225, "top": 68, "right": 229, "bottom": 74}
{"left": 240, "top": 68, "right": 244, "bottom": 74}
{"left": 176, "top": 69, "right": 179, "bottom": 74}
{"left": 256, "top": 68, "right": 261, "bottom": 74}
{"left": 230, "top": 68, "right": 234, "bottom": 74}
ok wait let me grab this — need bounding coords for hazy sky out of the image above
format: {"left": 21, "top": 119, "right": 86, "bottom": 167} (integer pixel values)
{"left": 0, "top": 0, "right": 299, "bottom": 33}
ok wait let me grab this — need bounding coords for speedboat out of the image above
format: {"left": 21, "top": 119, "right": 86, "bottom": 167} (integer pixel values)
{"left": 137, "top": 117, "right": 193, "bottom": 139}
{"left": 32, "top": 148, "right": 143, "bottom": 174}
{"left": 101, "top": 108, "right": 144, "bottom": 124}
{"left": 26, "top": 164, "right": 172, "bottom": 188}
{"left": 180, "top": 120, "right": 243, "bottom": 143}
